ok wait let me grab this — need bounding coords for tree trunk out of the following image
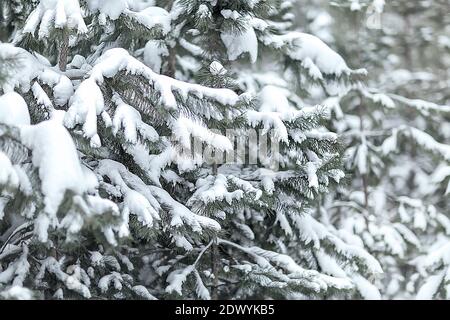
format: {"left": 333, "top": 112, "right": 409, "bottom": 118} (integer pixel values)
{"left": 164, "top": 46, "right": 176, "bottom": 78}
{"left": 58, "top": 29, "right": 70, "bottom": 72}
{"left": 358, "top": 94, "right": 369, "bottom": 210}
{"left": 210, "top": 239, "right": 219, "bottom": 300}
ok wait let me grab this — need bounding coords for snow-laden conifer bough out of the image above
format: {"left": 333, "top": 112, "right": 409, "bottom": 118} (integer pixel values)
{"left": 312, "top": 0, "right": 450, "bottom": 300}
{"left": 0, "top": 0, "right": 448, "bottom": 300}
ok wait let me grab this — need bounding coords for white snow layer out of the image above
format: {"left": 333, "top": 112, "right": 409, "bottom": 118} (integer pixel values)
{"left": 66, "top": 48, "right": 241, "bottom": 146}
{"left": 86, "top": 0, "right": 171, "bottom": 33}
{"left": 125, "top": 6, "right": 171, "bottom": 34}
{"left": 1, "top": 92, "right": 121, "bottom": 242}
{"left": 262, "top": 32, "right": 366, "bottom": 78}
{"left": 87, "top": 0, "right": 130, "bottom": 20}
{"left": 64, "top": 78, "right": 104, "bottom": 147}
{"left": 112, "top": 95, "right": 159, "bottom": 144}
{"left": 258, "top": 85, "right": 295, "bottom": 113}
{"left": 0, "top": 44, "right": 74, "bottom": 111}
{"left": 0, "top": 92, "right": 31, "bottom": 126}
{"left": 221, "top": 25, "right": 258, "bottom": 64}
{"left": 143, "top": 40, "right": 168, "bottom": 73}
{"left": 96, "top": 159, "right": 221, "bottom": 247}
{"left": 383, "top": 125, "right": 450, "bottom": 161}
{"left": 23, "top": 0, "right": 88, "bottom": 37}
{"left": 172, "top": 116, "right": 232, "bottom": 152}
{"left": 20, "top": 120, "right": 86, "bottom": 213}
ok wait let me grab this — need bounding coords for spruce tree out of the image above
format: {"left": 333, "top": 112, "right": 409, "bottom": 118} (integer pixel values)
{"left": 295, "top": 0, "right": 450, "bottom": 299}
{"left": 1, "top": 0, "right": 385, "bottom": 300}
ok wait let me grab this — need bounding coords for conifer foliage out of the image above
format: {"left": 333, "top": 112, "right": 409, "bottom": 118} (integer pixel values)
{"left": 0, "top": 0, "right": 447, "bottom": 300}
{"left": 291, "top": 0, "right": 450, "bottom": 299}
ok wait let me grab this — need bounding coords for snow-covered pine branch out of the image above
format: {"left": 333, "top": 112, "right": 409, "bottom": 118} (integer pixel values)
{"left": 5, "top": 0, "right": 444, "bottom": 301}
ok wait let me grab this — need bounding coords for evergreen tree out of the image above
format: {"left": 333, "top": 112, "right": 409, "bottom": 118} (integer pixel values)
{"left": 294, "top": 0, "right": 450, "bottom": 299}
{"left": 0, "top": 0, "right": 383, "bottom": 299}
{"left": 0, "top": 0, "right": 38, "bottom": 41}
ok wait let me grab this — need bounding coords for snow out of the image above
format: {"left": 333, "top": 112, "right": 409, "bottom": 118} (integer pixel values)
{"left": 246, "top": 110, "right": 289, "bottom": 143}
{"left": 381, "top": 129, "right": 398, "bottom": 155}
{"left": 23, "top": 0, "right": 88, "bottom": 37}
{"left": 187, "top": 174, "right": 247, "bottom": 207}
{"left": 352, "top": 274, "right": 381, "bottom": 300}
{"left": 152, "top": 187, "right": 220, "bottom": 234}
{"left": 179, "top": 39, "right": 205, "bottom": 58}
{"left": 87, "top": 0, "right": 129, "bottom": 20}
{"left": 96, "top": 159, "right": 220, "bottom": 241}
{"left": 258, "top": 85, "right": 294, "bottom": 113}
{"left": 221, "top": 10, "right": 241, "bottom": 20}
{"left": 389, "top": 94, "right": 450, "bottom": 114}
{"left": 38, "top": 68, "right": 74, "bottom": 106}
{"left": 0, "top": 45, "right": 74, "bottom": 113}
{"left": 98, "top": 272, "right": 124, "bottom": 292}
{"left": 400, "top": 126, "right": 450, "bottom": 161}
{"left": 414, "top": 209, "right": 427, "bottom": 231}
{"left": 32, "top": 83, "right": 53, "bottom": 111}
{"left": 246, "top": 105, "right": 322, "bottom": 143}
{"left": 1, "top": 0, "right": 447, "bottom": 301}
{"left": 315, "top": 251, "right": 347, "bottom": 278}
{"left": 0, "top": 92, "right": 31, "bottom": 126}
{"left": 219, "top": 239, "right": 354, "bottom": 292}
{"left": 132, "top": 285, "right": 157, "bottom": 300}
{"left": 196, "top": 4, "right": 211, "bottom": 20}
{"left": 350, "top": 0, "right": 362, "bottom": 11}
{"left": 19, "top": 120, "right": 88, "bottom": 239}
{"left": 64, "top": 78, "right": 104, "bottom": 147}
{"left": 52, "top": 76, "right": 74, "bottom": 107}
{"left": 112, "top": 95, "right": 159, "bottom": 144}
{"left": 123, "top": 189, "right": 159, "bottom": 227}
{"left": 209, "top": 61, "right": 227, "bottom": 76}
{"left": 37, "top": 257, "right": 91, "bottom": 298}
{"left": 305, "top": 162, "right": 319, "bottom": 189}
{"left": 0, "top": 45, "right": 37, "bottom": 93}
{"left": 172, "top": 116, "right": 232, "bottom": 152}
{"left": 379, "top": 226, "right": 406, "bottom": 257}
{"left": 125, "top": 7, "right": 171, "bottom": 35}
{"left": 194, "top": 270, "right": 211, "bottom": 300}
{"left": 96, "top": 159, "right": 160, "bottom": 228}
{"left": 393, "top": 223, "right": 420, "bottom": 248}
{"left": 0, "top": 153, "right": 19, "bottom": 207}
{"left": 0, "top": 286, "right": 33, "bottom": 300}
{"left": 372, "top": 0, "right": 386, "bottom": 13}
{"left": 165, "top": 265, "right": 194, "bottom": 295}
{"left": 127, "top": 144, "right": 174, "bottom": 185}
{"left": 229, "top": 176, "right": 262, "bottom": 199}
{"left": 87, "top": 0, "right": 171, "bottom": 34}
{"left": 362, "top": 90, "right": 396, "bottom": 109}
{"left": 143, "top": 40, "right": 168, "bottom": 73}
{"left": 356, "top": 139, "right": 368, "bottom": 174}
{"left": 419, "top": 242, "right": 450, "bottom": 272}
{"left": 221, "top": 25, "right": 258, "bottom": 64}
{"left": 431, "top": 165, "right": 450, "bottom": 195}
{"left": 305, "top": 130, "right": 338, "bottom": 142}
{"left": 291, "top": 213, "right": 383, "bottom": 276}
{"left": 262, "top": 32, "right": 367, "bottom": 78}
{"left": 86, "top": 48, "right": 240, "bottom": 109}
{"left": 416, "top": 271, "right": 444, "bottom": 300}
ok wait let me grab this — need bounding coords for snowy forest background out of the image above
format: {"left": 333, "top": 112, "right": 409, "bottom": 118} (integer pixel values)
{"left": 0, "top": 0, "right": 449, "bottom": 300}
